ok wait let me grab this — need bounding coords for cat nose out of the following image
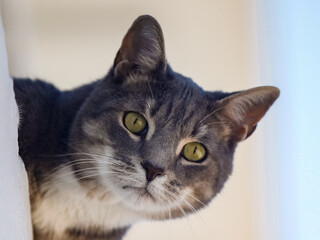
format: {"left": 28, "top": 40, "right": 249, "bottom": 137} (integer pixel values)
{"left": 141, "top": 161, "right": 165, "bottom": 182}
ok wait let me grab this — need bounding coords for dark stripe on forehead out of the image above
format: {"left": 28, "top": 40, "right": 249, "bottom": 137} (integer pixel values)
{"left": 150, "top": 99, "right": 163, "bottom": 117}
{"left": 191, "top": 124, "right": 201, "bottom": 137}
{"left": 182, "top": 109, "right": 196, "bottom": 127}
{"left": 164, "top": 100, "right": 174, "bottom": 120}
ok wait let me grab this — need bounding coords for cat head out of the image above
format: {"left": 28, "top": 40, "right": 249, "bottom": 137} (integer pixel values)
{"left": 69, "top": 15, "right": 279, "bottom": 220}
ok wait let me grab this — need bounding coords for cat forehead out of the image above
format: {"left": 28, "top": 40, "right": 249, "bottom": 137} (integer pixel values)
{"left": 93, "top": 73, "right": 218, "bottom": 137}
{"left": 117, "top": 78, "right": 212, "bottom": 125}
{"left": 137, "top": 98, "right": 212, "bottom": 141}
{"left": 123, "top": 78, "right": 208, "bottom": 109}
{"left": 120, "top": 90, "right": 209, "bottom": 125}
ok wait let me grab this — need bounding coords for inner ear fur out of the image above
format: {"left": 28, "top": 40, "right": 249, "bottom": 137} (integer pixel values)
{"left": 217, "top": 86, "right": 280, "bottom": 142}
{"left": 114, "top": 15, "right": 166, "bottom": 77}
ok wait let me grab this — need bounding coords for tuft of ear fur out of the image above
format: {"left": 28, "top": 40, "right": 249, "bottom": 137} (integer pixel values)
{"left": 218, "top": 86, "right": 280, "bottom": 141}
{"left": 114, "top": 15, "right": 166, "bottom": 77}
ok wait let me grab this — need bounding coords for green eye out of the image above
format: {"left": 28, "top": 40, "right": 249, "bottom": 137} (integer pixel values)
{"left": 123, "top": 112, "right": 147, "bottom": 135}
{"left": 183, "top": 142, "right": 207, "bottom": 162}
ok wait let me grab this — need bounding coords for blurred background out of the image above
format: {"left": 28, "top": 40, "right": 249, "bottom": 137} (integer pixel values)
{"left": 1, "top": 0, "right": 319, "bottom": 240}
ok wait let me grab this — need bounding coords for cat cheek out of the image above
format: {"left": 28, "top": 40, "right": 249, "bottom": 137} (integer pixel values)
{"left": 82, "top": 121, "right": 100, "bottom": 138}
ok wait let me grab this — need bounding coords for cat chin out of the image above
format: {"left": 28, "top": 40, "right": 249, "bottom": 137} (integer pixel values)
{"left": 107, "top": 180, "right": 192, "bottom": 220}
{"left": 108, "top": 185, "right": 165, "bottom": 213}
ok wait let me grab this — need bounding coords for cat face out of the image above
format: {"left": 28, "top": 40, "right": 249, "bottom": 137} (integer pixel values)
{"left": 69, "top": 15, "right": 279, "bottom": 220}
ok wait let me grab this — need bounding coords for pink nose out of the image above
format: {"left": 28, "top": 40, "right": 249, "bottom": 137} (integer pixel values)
{"left": 141, "top": 161, "right": 165, "bottom": 182}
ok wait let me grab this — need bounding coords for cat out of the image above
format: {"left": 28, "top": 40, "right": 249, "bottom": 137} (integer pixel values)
{"left": 13, "top": 15, "right": 279, "bottom": 240}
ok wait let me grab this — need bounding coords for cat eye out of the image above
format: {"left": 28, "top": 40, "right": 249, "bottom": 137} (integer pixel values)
{"left": 182, "top": 142, "right": 207, "bottom": 162}
{"left": 123, "top": 112, "right": 148, "bottom": 135}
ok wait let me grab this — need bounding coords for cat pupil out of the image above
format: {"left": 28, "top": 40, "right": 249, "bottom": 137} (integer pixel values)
{"left": 133, "top": 118, "right": 138, "bottom": 125}
{"left": 193, "top": 146, "right": 197, "bottom": 154}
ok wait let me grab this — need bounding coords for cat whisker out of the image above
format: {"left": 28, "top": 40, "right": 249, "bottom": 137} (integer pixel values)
{"left": 182, "top": 194, "right": 217, "bottom": 240}
{"left": 181, "top": 198, "right": 197, "bottom": 214}
{"left": 168, "top": 206, "right": 172, "bottom": 240}
{"left": 162, "top": 189, "right": 207, "bottom": 240}
{"left": 44, "top": 167, "right": 142, "bottom": 192}
{"left": 43, "top": 159, "right": 96, "bottom": 181}
{"left": 53, "top": 167, "right": 115, "bottom": 181}
{"left": 43, "top": 171, "right": 111, "bottom": 187}
{"left": 180, "top": 198, "right": 200, "bottom": 237}
{"left": 184, "top": 192, "right": 207, "bottom": 208}
{"left": 107, "top": 166, "right": 137, "bottom": 176}
{"left": 75, "top": 172, "right": 119, "bottom": 181}
{"left": 65, "top": 143, "right": 124, "bottom": 160}
{"left": 43, "top": 157, "right": 126, "bottom": 181}
{"left": 166, "top": 193, "right": 196, "bottom": 238}
{"left": 200, "top": 106, "right": 224, "bottom": 123}
{"left": 43, "top": 150, "right": 116, "bottom": 160}
{"left": 45, "top": 170, "right": 118, "bottom": 185}
{"left": 147, "top": 81, "right": 154, "bottom": 99}
{"left": 205, "top": 121, "right": 228, "bottom": 127}
{"left": 43, "top": 155, "right": 123, "bottom": 175}
{"left": 114, "top": 176, "right": 144, "bottom": 186}
{"left": 181, "top": 198, "right": 215, "bottom": 240}
{"left": 39, "top": 152, "right": 104, "bottom": 158}
{"left": 159, "top": 189, "right": 184, "bottom": 210}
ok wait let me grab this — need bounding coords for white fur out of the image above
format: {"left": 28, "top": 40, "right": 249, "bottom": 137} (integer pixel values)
{"left": 33, "top": 166, "right": 143, "bottom": 236}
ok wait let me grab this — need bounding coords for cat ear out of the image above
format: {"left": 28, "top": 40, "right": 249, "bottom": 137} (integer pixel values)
{"left": 113, "top": 15, "right": 166, "bottom": 77}
{"left": 217, "top": 86, "right": 280, "bottom": 142}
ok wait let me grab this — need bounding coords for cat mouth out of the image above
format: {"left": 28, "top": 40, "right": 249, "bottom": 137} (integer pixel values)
{"left": 122, "top": 185, "right": 155, "bottom": 201}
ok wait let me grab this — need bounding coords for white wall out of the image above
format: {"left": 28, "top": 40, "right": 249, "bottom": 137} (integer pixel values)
{"left": 1, "top": 1, "right": 270, "bottom": 240}
{"left": 0, "top": 8, "right": 32, "bottom": 240}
